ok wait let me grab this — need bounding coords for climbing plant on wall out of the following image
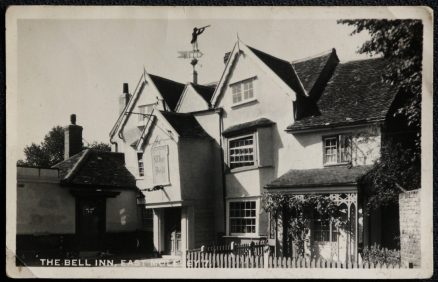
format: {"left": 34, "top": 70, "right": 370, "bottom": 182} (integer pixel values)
{"left": 262, "top": 192, "right": 348, "bottom": 258}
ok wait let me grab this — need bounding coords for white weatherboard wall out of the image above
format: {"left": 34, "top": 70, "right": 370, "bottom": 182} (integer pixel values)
{"left": 178, "top": 85, "right": 209, "bottom": 113}
{"left": 290, "top": 125, "right": 382, "bottom": 169}
{"left": 137, "top": 119, "right": 182, "bottom": 205}
{"left": 216, "top": 49, "right": 296, "bottom": 199}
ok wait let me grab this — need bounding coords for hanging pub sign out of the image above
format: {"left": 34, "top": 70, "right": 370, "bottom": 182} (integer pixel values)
{"left": 151, "top": 145, "right": 169, "bottom": 185}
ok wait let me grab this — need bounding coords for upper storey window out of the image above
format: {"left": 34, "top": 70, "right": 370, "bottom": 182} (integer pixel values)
{"left": 231, "top": 77, "right": 256, "bottom": 105}
{"left": 323, "top": 134, "right": 352, "bottom": 165}
{"left": 229, "top": 134, "right": 256, "bottom": 169}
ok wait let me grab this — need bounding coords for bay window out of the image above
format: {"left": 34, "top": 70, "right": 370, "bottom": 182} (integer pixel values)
{"left": 228, "top": 134, "right": 256, "bottom": 169}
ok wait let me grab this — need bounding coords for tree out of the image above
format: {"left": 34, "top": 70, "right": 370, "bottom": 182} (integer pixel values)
{"left": 17, "top": 126, "right": 111, "bottom": 167}
{"left": 338, "top": 19, "right": 422, "bottom": 210}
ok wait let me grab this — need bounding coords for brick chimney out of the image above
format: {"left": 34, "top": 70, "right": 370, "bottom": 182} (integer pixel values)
{"left": 119, "top": 83, "right": 131, "bottom": 114}
{"left": 64, "top": 114, "right": 83, "bottom": 160}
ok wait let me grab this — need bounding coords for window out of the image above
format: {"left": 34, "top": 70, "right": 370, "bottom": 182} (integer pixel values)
{"left": 138, "top": 105, "right": 153, "bottom": 122}
{"left": 229, "top": 201, "right": 257, "bottom": 234}
{"left": 137, "top": 152, "right": 144, "bottom": 177}
{"left": 312, "top": 212, "right": 338, "bottom": 242}
{"left": 231, "top": 78, "right": 255, "bottom": 104}
{"left": 229, "top": 135, "right": 255, "bottom": 169}
{"left": 323, "top": 134, "right": 352, "bottom": 165}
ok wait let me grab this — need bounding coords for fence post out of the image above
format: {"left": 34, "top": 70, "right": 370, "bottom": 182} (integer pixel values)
{"left": 263, "top": 245, "right": 270, "bottom": 268}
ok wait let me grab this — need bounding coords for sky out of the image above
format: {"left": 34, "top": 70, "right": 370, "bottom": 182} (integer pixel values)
{"left": 16, "top": 18, "right": 371, "bottom": 159}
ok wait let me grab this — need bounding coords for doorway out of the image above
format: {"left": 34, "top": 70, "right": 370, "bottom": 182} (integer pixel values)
{"left": 164, "top": 208, "right": 181, "bottom": 256}
{"left": 76, "top": 198, "right": 106, "bottom": 251}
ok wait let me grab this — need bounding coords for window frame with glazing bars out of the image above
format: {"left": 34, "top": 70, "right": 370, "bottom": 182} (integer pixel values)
{"left": 137, "top": 152, "right": 144, "bottom": 177}
{"left": 230, "top": 77, "right": 256, "bottom": 105}
{"left": 228, "top": 200, "right": 258, "bottom": 236}
{"left": 228, "top": 133, "right": 257, "bottom": 170}
{"left": 322, "top": 133, "right": 352, "bottom": 166}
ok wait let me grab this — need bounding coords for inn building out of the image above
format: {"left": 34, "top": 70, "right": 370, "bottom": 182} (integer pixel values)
{"left": 110, "top": 39, "right": 401, "bottom": 262}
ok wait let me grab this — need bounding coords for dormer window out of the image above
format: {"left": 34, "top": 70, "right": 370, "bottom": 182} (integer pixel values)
{"left": 231, "top": 77, "right": 256, "bottom": 105}
{"left": 323, "top": 134, "right": 352, "bottom": 165}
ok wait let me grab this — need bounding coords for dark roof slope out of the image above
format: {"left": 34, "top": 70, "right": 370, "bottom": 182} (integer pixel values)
{"left": 247, "top": 46, "right": 306, "bottom": 97}
{"left": 191, "top": 83, "right": 216, "bottom": 105}
{"left": 288, "top": 58, "right": 398, "bottom": 131}
{"left": 160, "top": 111, "right": 210, "bottom": 139}
{"left": 292, "top": 50, "right": 339, "bottom": 96}
{"left": 266, "top": 165, "right": 372, "bottom": 188}
{"left": 149, "top": 74, "right": 185, "bottom": 111}
{"left": 53, "top": 150, "right": 88, "bottom": 179}
{"left": 222, "top": 118, "right": 275, "bottom": 137}
{"left": 52, "top": 149, "right": 137, "bottom": 189}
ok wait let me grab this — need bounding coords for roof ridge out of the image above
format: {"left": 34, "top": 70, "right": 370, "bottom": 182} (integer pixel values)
{"left": 339, "top": 56, "right": 385, "bottom": 64}
{"left": 291, "top": 49, "right": 334, "bottom": 64}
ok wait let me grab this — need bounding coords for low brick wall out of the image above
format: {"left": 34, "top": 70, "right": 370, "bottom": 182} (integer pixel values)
{"left": 399, "top": 189, "right": 421, "bottom": 267}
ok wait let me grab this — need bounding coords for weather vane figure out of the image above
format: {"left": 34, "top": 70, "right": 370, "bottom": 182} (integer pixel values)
{"left": 191, "top": 25, "right": 210, "bottom": 52}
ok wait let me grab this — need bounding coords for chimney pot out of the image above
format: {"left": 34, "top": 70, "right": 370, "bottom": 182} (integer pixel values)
{"left": 123, "top": 83, "right": 129, "bottom": 94}
{"left": 70, "top": 114, "right": 76, "bottom": 125}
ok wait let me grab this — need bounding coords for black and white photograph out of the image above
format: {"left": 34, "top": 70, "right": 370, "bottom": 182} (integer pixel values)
{"left": 5, "top": 6, "right": 433, "bottom": 279}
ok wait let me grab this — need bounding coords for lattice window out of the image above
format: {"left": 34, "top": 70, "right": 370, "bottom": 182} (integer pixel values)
{"left": 229, "top": 135, "right": 255, "bottom": 169}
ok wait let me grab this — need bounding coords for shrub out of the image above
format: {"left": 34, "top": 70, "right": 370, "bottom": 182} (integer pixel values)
{"left": 361, "top": 243, "right": 401, "bottom": 265}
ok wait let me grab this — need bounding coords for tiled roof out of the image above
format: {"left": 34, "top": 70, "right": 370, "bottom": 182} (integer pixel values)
{"left": 287, "top": 58, "right": 398, "bottom": 132}
{"left": 247, "top": 46, "right": 306, "bottom": 97}
{"left": 149, "top": 74, "right": 185, "bottom": 111}
{"left": 160, "top": 111, "right": 211, "bottom": 139}
{"left": 52, "top": 149, "right": 137, "bottom": 189}
{"left": 222, "top": 118, "right": 275, "bottom": 137}
{"left": 292, "top": 49, "right": 339, "bottom": 95}
{"left": 266, "top": 165, "right": 373, "bottom": 188}
{"left": 191, "top": 83, "right": 216, "bottom": 105}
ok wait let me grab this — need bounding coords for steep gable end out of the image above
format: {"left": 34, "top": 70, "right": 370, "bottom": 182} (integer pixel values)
{"left": 149, "top": 74, "right": 185, "bottom": 111}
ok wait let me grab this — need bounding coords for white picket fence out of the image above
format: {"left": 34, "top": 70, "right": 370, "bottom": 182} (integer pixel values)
{"left": 185, "top": 251, "right": 404, "bottom": 269}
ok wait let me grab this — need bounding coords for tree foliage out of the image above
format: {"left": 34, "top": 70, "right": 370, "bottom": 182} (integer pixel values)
{"left": 338, "top": 19, "right": 422, "bottom": 153}
{"left": 338, "top": 19, "right": 422, "bottom": 209}
{"left": 17, "top": 126, "right": 111, "bottom": 167}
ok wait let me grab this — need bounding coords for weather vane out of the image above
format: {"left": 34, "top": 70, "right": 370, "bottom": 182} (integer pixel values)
{"left": 177, "top": 25, "right": 211, "bottom": 84}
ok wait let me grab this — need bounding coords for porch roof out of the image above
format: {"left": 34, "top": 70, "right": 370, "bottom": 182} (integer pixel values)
{"left": 266, "top": 165, "right": 372, "bottom": 189}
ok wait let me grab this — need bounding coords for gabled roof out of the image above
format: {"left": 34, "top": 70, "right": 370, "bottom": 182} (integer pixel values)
{"left": 292, "top": 49, "right": 339, "bottom": 95}
{"left": 287, "top": 58, "right": 398, "bottom": 132}
{"left": 191, "top": 83, "right": 216, "bottom": 105}
{"left": 266, "top": 165, "right": 372, "bottom": 188}
{"left": 211, "top": 41, "right": 305, "bottom": 106}
{"left": 149, "top": 74, "right": 185, "bottom": 111}
{"left": 222, "top": 118, "right": 275, "bottom": 137}
{"left": 110, "top": 71, "right": 186, "bottom": 141}
{"left": 247, "top": 46, "right": 307, "bottom": 98}
{"left": 52, "top": 149, "right": 137, "bottom": 189}
{"left": 160, "top": 111, "right": 211, "bottom": 139}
